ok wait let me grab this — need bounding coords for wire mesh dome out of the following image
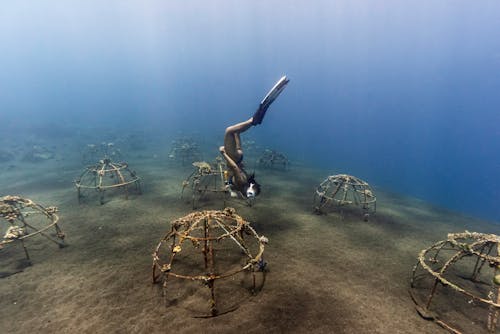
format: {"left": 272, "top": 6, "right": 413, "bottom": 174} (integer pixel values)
{"left": 256, "top": 149, "right": 290, "bottom": 170}
{"left": 313, "top": 174, "right": 376, "bottom": 220}
{"left": 410, "top": 231, "right": 500, "bottom": 333}
{"left": 0, "top": 195, "right": 65, "bottom": 264}
{"left": 75, "top": 158, "right": 141, "bottom": 205}
{"left": 168, "top": 137, "right": 202, "bottom": 166}
{"left": 152, "top": 208, "right": 267, "bottom": 317}
{"left": 181, "top": 159, "right": 229, "bottom": 209}
{"left": 181, "top": 158, "right": 255, "bottom": 209}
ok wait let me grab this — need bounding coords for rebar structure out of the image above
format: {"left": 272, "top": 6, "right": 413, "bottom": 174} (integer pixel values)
{"left": 0, "top": 195, "right": 65, "bottom": 263}
{"left": 181, "top": 159, "right": 229, "bottom": 209}
{"left": 152, "top": 208, "right": 267, "bottom": 317}
{"left": 256, "top": 149, "right": 290, "bottom": 170}
{"left": 168, "top": 137, "right": 202, "bottom": 166}
{"left": 313, "top": 174, "right": 376, "bottom": 220}
{"left": 75, "top": 158, "right": 141, "bottom": 204}
{"left": 410, "top": 231, "right": 500, "bottom": 333}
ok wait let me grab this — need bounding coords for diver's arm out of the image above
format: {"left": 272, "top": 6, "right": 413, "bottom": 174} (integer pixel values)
{"left": 219, "top": 147, "right": 245, "bottom": 184}
{"left": 219, "top": 146, "right": 238, "bottom": 170}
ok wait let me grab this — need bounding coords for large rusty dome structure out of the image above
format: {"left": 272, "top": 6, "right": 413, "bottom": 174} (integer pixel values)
{"left": 152, "top": 208, "right": 267, "bottom": 317}
{"left": 410, "top": 231, "right": 500, "bottom": 333}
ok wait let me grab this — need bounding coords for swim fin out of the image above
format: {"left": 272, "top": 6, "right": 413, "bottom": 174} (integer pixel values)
{"left": 252, "top": 75, "right": 290, "bottom": 125}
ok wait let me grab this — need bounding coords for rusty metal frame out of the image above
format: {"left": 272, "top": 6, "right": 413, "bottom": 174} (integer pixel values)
{"left": 168, "top": 137, "right": 202, "bottom": 166}
{"left": 313, "top": 174, "right": 376, "bottom": 219}
{"left": 410, "top": 231, "right": 500, "bottom": 333}
{"left": 256, "top": 149, "right": 290, "bottom": 170}
{"left": 0, "top": 195, "right": 65, "bottom": 263}
{"left": 181, "top": 159, "right": 228, "bottom": 209}
{"left": 152, "top": 208, "right": 267, "bottom": 317}
{"left": 75, "top": 158, "right": 141, "bottom": 204}
{"left": 181, "top": 159, "right": 255, "bottom": 209}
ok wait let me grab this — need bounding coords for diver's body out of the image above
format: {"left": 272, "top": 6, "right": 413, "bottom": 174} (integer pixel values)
{"left": 220, "top": 75, "right": 289, "bottom": 199}
{"left": 219, "top": 117, "right": 256, "bottom": 196}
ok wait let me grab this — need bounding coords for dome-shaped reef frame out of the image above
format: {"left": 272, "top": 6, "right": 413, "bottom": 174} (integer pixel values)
{"left": 152, "top": 208, "right": 267, "bottom": 317}
{"left": 75, "top": 158, "right": 141, "bottom": 205}
{"left": 313, "top": 174, "right": 376, "bottom": 220}
{"left": 410, "top": 231, "right": 500, "bottom": 333}
{"left": 0, "top": 195, "right": 65, "bottom": 264}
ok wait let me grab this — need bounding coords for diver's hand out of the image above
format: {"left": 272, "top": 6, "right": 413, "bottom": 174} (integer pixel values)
{"left": 219, "top": 146, "right": 225, "bottom": 154}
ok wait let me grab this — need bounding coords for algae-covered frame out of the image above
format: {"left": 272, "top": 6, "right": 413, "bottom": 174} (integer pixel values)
{"left": 256, "top": 149, "right": 290, "bottom": 170}
{"left": 75, "top": 158, "right": 142, "bottom": 205}
{"left": 410, "top": 231, "right": 500, "bottom": 333}
{"left": 152, "top": 208, "right": 267, "bottom": 317}
{"left": 0, "top": 195, "right": 65, "bottom": 264}
{"left": 313, "top": 174, "right": 376, "bottom": 220}
{"left": 181, "top": 158, "right": 255, "bottom": 209}
{"left": 168, "top": 136, "right": 203, "bottom": 166}
{"left": 181, "top": 159, "right": 227, "bottom": 209}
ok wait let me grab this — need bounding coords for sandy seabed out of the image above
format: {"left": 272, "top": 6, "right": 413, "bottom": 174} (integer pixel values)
{"left": 1, "top": 154, "right": 499, "bottom": 334}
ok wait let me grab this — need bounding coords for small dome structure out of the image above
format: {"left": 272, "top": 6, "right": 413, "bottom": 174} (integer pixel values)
{"left": 313, "top": 174, "right": 376, "bottom": 220}
{"left": 152, "top": 208, "right": 267, "bottom": 317}
{"left": 181, "top": 158, "right": 229, "bottom": 209}
{"left": 256, "top": 149, "right": 290, "bottom": 170}
{"left": 75, "top": 158, "right": 141, "bottom": 204}
{"left": 168, "top": 137, "right": 202, "bottom": 166}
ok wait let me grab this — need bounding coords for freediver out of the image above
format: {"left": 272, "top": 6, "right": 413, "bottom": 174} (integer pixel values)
{"left": 219, "top": 75, "right": 290, "bottom": 199}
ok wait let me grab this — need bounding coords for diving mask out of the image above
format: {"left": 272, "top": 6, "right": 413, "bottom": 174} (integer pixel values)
{"left": 246, "top": 183, "right": 256, "bottom": 199}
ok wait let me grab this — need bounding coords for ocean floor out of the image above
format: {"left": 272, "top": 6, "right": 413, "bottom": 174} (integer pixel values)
{"left": 1, "top": 150, "right": 499, "bottom": 334}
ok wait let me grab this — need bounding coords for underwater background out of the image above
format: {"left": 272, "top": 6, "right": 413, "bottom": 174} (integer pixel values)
{"left": 3, "top": 2, "right": 500, "bottom": 334}
{"left": 1, "top": 0, "right": 499, "bottom": 222}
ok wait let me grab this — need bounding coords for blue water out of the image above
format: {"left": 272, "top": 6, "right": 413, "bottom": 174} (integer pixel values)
{"left": 1, "top": 1, "right": 499, "bottom": 221}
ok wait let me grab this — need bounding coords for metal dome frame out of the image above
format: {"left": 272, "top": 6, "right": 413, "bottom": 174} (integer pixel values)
{"left": 313, "top": 174, "right": 376, "bottom": 220}
{"left": 75, "top": 158, "right": 141, "bottom": 204}
{"left": 152, "top": 208, "right": 267, "bottom": 317}
{"left": 0, "top": 195, "right": 65, "bottom": 263}
{"left": 410, "top": 231, "right": 500, "bottom": 333}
